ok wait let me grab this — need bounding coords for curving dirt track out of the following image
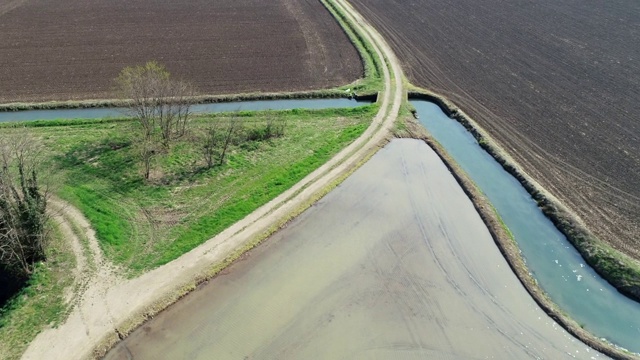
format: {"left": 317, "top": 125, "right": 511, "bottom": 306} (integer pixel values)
{"left": 0, "top": 0, "right": 362, "bottom": 103}
{"left": 348, "top": 0, "right": 640, "bottom": 261}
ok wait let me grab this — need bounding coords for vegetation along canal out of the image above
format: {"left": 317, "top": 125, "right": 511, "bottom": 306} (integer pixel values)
{"left": 411, "top": 99, "right": 640, "bottom": 354}
{"left": 0, "top": 98, "right": 369, "bottom": 123}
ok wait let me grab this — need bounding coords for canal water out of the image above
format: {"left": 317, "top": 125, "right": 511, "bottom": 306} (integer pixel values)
{"left": 0, "top": 98, "right": 368, "bottom": 123}
{"left": 411, "top": 99, "right": 640, "bottom": 354}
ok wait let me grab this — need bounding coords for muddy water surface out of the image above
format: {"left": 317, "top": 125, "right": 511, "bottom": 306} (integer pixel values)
{"left": 105, "top": 139, "right": 602, "bottom": 359}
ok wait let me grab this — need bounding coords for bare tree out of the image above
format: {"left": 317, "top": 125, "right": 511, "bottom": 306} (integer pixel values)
{"left": 219, "top": 116, "right": 241, "bottom": 166}
{"left": 0, "top": 131, "right": 49, "bottom": 278}
{"left": 116, "top": 61, "right": 196, "bottom": 146}
{"left": 116, "top": 61, "right": 167, "bottom": 141}
{"left": 202, "top": 120, "right": 221, "bottom": 169}
{"left": 160, "top": 79, "right": 194, "bottom": 143}
{"left": 116, "top": 61, "right": 196, "bottom": 178}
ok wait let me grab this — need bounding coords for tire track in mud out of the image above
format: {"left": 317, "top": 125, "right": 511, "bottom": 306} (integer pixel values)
{"left": 397, "top": 142, "right": 595, "bottom": 358}
{"left": 402, "top": 159, "right": 536, "bottom": 357}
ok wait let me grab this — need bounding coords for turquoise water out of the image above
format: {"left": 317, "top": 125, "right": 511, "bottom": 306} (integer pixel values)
{"left": 0, "top": 98, "right": 368, "bottom": 123}
{"left": 411, "top": 99, "right": 640, "bottom": 354}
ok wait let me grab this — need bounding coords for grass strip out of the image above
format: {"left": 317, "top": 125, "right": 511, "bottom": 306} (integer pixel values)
{"left": 1, "top": 105, "right": 377, "bottom": 275}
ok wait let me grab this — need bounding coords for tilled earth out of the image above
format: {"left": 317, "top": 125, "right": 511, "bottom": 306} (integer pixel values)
{"left": 349, "top": 0, "right": 640, "bottom": 261}
{"left": 0, "top": 0, "right": 362, "bottom": 103}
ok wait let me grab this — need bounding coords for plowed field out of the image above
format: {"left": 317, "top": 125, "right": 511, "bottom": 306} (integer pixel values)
{"left": 105, "top": 140, "right": 602, "bottom": 360}
{"left": 0, "top": 0, "right": 362, "bottom": 103}
{"left": 350, "top": 0, "right": 640, "bottom": 261}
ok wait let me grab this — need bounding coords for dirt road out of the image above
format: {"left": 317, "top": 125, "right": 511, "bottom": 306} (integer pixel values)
{"left": 22, "top": 0, "right": 404, "bottom": 358}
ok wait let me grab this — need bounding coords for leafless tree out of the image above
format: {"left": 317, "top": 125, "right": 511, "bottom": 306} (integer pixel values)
{"left": 219, "top": 116, "right": 241, "bottom": 166}
{"left": 202, "top": 120, "right": 220, "bottom": 169}
{"left": 0, "top": 131, "right": 49, "bottom": 278}
{"left": 116, "top": 61, "right": 196, "bottom": 146}
{"left": 116, "top": 61, "right": 196, "bottom": 178}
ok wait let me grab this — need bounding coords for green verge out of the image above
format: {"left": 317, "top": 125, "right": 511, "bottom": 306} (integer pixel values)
{"left": 0, "top": 105, "right": 376, "bottom": 275}
{"left": 0, "top": 223, "right": 76, "bottom": 360}
{"left": 321, "top": 0, "right": 383, "bottom": 96}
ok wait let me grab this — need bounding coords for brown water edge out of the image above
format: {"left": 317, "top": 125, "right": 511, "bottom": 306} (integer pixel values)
{"left": 105, "top": 139, "right": 603, "bottom": 360}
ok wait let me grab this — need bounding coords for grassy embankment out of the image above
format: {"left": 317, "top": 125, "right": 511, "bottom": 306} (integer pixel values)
{"left": 1, "top": 106, "right": 376, "bottom": 274}
{"left": 0, "top": 106, "right": 376, "bottom": 360}
{"left": 321, "top": 0, "right": 383, "bottom": 96}
{"left": 0, "top": 107, "right": 380, "bottom": 360}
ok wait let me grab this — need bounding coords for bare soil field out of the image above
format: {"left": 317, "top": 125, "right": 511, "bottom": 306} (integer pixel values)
{"left": 0, "top": 0, "right": 362, "bottom": 103}
{"left": 349, "top": 0, "right": 640, "bottom": 261}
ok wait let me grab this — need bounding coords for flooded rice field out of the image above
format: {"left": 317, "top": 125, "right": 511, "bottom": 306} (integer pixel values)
{"left": 105, "top": 139, "right": 602, "bottom": 359}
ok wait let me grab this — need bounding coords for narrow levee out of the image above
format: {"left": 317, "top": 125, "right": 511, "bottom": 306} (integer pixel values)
{"left": 412, "top": 99, "right": 640, "bottom": 355}
{"left": 105, "top": 139, "right": 603, "bottom": 359}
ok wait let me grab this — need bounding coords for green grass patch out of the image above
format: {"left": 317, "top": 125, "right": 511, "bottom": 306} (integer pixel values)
{"left": 0, "top": 223, "right": 76, "bottom": 360}
{"left": 2, "top": 105, "right": 376, "bottom": 275}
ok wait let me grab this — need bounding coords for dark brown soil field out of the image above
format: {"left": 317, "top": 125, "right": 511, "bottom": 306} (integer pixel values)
{"left": 0, "top": 0, "right": 362, "bottom": 103}
{"left": 350, "top": 0, "right": 640, "bottom": 261}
